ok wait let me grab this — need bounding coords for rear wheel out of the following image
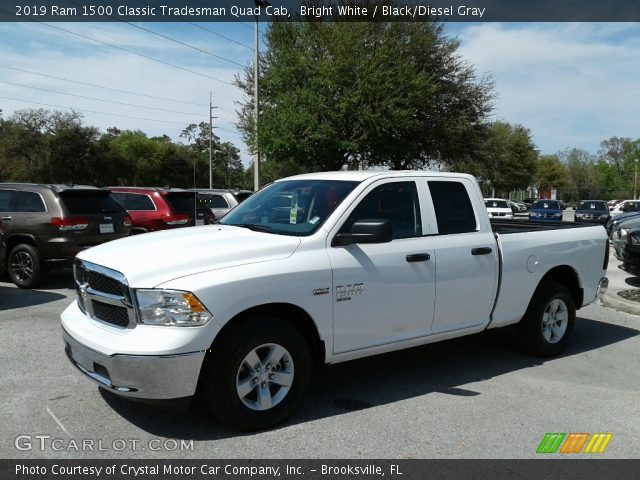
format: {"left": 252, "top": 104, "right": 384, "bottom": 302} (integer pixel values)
{"left": 518, "top": 282, "right": 575, "bottom": 357}
{"left": 201, "top": 316, "right": 312, "bottom": 430}
{"left": 8, "top": 244, "right": 42, "bottom": 288}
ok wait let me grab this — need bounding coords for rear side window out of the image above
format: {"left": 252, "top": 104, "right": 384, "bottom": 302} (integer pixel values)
{"left": 59, "top": 191, "right": 123, "bottom": 214}
{"left": 0, "top": 190, "right": 13, "bottom": 211}
{"left": 201, "top": 194, "right": 230, "bottom": 209}
{"left": 0, "top": 190, "right": 46, "bottom": 213}
{"left": 428, "top": 181, "right": 477, "bottom": 235}
{"left": 112, "top": 192, "right": 155, "bottom": 211}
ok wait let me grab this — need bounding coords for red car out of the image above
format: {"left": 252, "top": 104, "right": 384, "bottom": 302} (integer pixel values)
{"left": 109, "top": 187, "right": 214, "bottom": 234}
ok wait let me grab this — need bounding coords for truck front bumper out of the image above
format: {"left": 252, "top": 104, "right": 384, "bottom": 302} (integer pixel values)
{"left": 62, "top": 327, "right": 205, "bottom": 400}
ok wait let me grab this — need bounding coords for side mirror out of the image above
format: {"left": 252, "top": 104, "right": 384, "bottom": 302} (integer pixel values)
{"left": 333, "top": 219, "right": 393, "bottom": 246}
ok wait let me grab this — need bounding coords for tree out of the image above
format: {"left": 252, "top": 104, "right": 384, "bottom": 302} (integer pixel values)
{"left": 560, "top": 148, "right": 600, "bottom": 201}
{"left": 535, "top": 154, "right": 567, "bottom": 193}
{"left": 235, "top": 19, "right": 493, "bottom": 178}
{"left": 469, "top": 121, "right": 537, "bottom": 197}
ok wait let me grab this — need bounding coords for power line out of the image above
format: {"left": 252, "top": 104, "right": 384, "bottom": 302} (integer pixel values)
{"left": 125, "top": 22, "right": 246, "bottom": 68}
{"left": 130, "top": 0, "right": 252, "bottom": 49}
{"left": 188, "top": 22, "right": 253, "bottom": 50}
{"left": 0, "top": 80, "right": 204, "bottom": 116}
{"left": 0, "top": 95, "right": 194, "bottom": 125}
{"left": 0, "top": 64, "right": 208, "bottom": 107}
{"left": 41, "top": 23, "right": 236, "bottom": 87}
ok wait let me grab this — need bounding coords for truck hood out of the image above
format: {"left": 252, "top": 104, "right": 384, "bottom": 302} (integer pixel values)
{"left": 77, "top": 225, "right": 301, "bottom": 287}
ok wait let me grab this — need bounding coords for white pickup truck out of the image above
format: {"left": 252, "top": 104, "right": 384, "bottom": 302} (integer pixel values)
{"left": 61, "top": 171, "right": 609, "bottom": 429}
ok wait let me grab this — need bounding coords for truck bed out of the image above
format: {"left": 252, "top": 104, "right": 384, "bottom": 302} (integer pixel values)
{"left": 490, "top": 218, "right": 605, "bottom": 234}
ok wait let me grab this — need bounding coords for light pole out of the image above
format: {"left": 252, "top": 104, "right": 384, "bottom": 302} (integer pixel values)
{"left": 635, "top": 158, "right": 638, "bottom": 200}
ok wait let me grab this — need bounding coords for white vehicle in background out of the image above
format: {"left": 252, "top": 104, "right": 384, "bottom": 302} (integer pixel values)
{"left": 485, "top": 198, "right": 514, "bottom": 218}
{"left": 611, "top": 200, "right": 640, "bottom": 217}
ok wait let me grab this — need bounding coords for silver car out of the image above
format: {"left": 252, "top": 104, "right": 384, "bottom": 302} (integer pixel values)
{"left": 191, "top": 189, "right": 253, "bottom": 220}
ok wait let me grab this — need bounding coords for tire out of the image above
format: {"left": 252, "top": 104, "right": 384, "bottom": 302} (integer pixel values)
{"left": 518, "top": 282, "right": 575, "bottom": 357}
{"left": 201, "top": 315, "right": 312, "bottom": 430}
{"left": 7, "top": 244, "right": 42, "bottom": 288}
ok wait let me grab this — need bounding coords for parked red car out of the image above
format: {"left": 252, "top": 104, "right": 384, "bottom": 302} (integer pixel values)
{"left": 109, "top": 187, "right": 214, "bottom": 234}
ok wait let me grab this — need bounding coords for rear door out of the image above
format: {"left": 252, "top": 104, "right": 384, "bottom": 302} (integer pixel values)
{"left": 0, "top": 189, "right": 49, "bottom": 240}
{"left": 422, "top": 179, "right": 498, "bottom": 334}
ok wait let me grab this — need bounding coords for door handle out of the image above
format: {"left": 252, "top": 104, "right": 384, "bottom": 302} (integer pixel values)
{"left": 1, "top": 216, "right": 12, "bottom": 221}
{"left": 406, "top": 253, "right": 430, "bottom": 262}
{"left": 471, "top": 247, "right": 492, "bottom": 255}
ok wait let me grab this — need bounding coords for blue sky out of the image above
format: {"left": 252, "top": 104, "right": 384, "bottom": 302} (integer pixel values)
{"left": 1, "top": 21, "right": 639, "bottom": 166}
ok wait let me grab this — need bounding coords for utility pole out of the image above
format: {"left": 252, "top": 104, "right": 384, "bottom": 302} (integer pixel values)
{"left": 253, "top": 13, "right": 260, "bottom": 192}
{"left": 209, "top": 92, "right": 217, "bottom": 189}
{"left": 635, "top": 158, "right": 638, "bottom": 200}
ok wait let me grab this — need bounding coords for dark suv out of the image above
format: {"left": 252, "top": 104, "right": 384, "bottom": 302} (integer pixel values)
{"left": 109, "top": 187, "right": 213, "bottom": 234}
{"left": 0, "top": 184, "right": 132, "bottom": 287}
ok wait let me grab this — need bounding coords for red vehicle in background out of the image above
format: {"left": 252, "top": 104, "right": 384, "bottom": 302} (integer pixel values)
{"left": 109, "top": 187, "right": 214, "bottom": 234}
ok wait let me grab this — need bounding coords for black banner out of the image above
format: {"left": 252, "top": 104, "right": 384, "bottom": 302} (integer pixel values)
{"left": 4, "top": 460, "right": 640, "bottom": 480}
{"left": 2, "top": 0, "right": 640, "bottom": 22}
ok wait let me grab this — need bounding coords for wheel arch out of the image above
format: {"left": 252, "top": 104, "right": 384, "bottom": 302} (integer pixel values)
{"left": 211, "top": 302, "right": 326, "bottom": 367}
{"left": 5, "top": 234, "right": 40, "bottom": 257}
{"left": 536, "top": 265, "right": 583, "bottom": 309}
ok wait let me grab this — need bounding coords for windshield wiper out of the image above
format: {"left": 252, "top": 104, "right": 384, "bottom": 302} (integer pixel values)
{"left": 232, "top": 223, "right": 274, "bottom": 233}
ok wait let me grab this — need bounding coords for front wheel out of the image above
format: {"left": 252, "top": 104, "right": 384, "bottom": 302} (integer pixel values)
{"left": 518, "top": 282, "right": 575, "bottom": 357}
{"left": 201, "top": 316, "right": 312, "bottom": 430}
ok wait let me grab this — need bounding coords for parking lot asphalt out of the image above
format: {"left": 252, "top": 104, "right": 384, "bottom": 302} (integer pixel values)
{"left": 0, "top": 259, "right": 639, "bottom": 459}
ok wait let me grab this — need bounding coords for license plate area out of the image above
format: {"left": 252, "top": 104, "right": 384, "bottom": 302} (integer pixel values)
{"left": 99, "top": 223, "right": 114, "bottom": 234}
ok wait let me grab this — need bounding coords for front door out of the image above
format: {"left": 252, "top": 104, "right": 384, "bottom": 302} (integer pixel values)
{"left": 327, "top": 179, "right": 436, "bottom": 354}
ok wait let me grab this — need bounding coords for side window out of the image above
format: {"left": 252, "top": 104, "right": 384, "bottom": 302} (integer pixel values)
{"left": 428, "top": 181, "right": 477, "bottom": 235}
{"left": 339, "top": 181, "right": 422, "bottom": 240}
{"left": 209, "top": 195, "right": 230, "bottom": 209}
{"left": 0, "top": 190, "right": 11, "bottom": 212}
{"left": 126, "top": 193, "right": 155, "bottom": 211}
{"left": 12, "top": 191, "right": 46, "bottom": 213}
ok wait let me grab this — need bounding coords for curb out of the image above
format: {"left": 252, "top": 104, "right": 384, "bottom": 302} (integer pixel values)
{"left": 601, "top": 291, "right": 640, "bottom": 316}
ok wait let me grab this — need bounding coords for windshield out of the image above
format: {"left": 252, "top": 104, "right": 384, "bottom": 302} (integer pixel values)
{"left": 578, "top": 201, "right": 607, "bottom": 211}
{"left": 533, "top": 200, "right": 560, "bottom": 210}
{"left": 221, "top": 179, "right": 359, "bottom": 236}
{"left": 485, "top": 200, "right": 509, "bottom": 208}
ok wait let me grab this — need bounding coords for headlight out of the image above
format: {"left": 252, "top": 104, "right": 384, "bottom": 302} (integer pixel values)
{"left": 575, "top": 213, "right": 583, "bottom": 218}
{"left": 135, "top": 289, "right": 212, "bottom": 326}
{"left": 553, "top": 212, "right": 562, "bottom": 217}
{"left": 599, "top": 214, "right": 609, "bottom": 220}
{"left": 530, "top": 212, "right": 539, "bottom": 217}
{"left": 620, "top": 228, "right": 629, "bottom": 240}
{"left": 630, "top": 234, "right": 640, "bottom": 245}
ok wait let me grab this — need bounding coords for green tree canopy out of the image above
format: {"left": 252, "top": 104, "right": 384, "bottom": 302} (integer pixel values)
{"left": 535, "top": 154, "right": 568, "bottom": 192}
{"left": 235, "top": 20, "right": 494, "bottom": 177}
{"left": 464, "top": 121, "right": 537, "bottom": 197}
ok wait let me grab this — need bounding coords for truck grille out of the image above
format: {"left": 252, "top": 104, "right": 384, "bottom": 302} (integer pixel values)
{"left": 74, "top": 259, "right": 135, "bottom": 328}
{"left": 92, "top": 301, "right": 130, "bottom": 328}
{"left": 86, "top": 270, "right": 124, "bottom": 296}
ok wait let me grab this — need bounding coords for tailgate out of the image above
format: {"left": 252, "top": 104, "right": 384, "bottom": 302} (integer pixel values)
{"left": 58, "top": 190, "right": 130, "bottom": 240}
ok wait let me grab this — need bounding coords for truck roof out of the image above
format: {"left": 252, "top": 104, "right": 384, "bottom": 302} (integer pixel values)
{"left": 280, "top": 170, "right": 476, "bottom": 182}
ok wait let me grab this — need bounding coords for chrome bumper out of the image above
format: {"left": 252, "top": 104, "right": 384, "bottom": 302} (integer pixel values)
{"left": 62, "top": 328, "right": 205, "bottom": 399}
{"left": 596, "top": 277, "right": 609, "bottom": 301}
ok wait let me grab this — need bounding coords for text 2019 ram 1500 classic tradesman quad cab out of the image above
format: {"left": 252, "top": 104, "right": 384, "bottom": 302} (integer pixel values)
{"left": 61, "top": 171, "right": 609, "bottom": 430}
